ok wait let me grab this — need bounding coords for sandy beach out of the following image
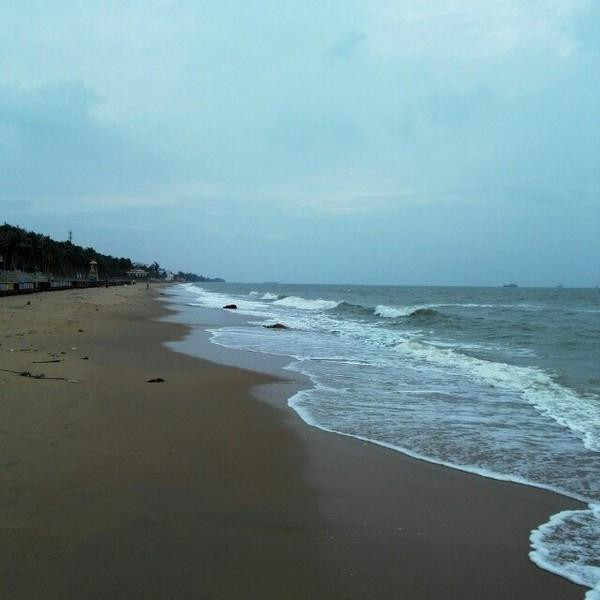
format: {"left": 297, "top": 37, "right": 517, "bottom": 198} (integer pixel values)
{"left": 0, "top": 285, "right": 586, "bottom": 599}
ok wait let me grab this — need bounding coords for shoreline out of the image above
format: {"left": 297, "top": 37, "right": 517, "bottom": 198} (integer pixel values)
{"left": 160, "top": 287, "right": 589, "bottom": 507}
{"left": 160, "top": 286, "right": 588, "bottom": 598}
{"left": 1, "top": 285, "right": 586, "bottom": 599}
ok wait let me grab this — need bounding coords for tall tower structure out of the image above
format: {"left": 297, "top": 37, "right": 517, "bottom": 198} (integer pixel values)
{"left": 88, "top": 260, "right": 98, "bottom": 281}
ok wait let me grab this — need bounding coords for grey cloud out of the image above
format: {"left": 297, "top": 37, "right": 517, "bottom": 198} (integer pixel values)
{"left": 0, "top": 81, "right": 170, "bottom": 198}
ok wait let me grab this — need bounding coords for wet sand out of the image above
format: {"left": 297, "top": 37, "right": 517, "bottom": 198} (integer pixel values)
{"left": 0, "top": 285, "right": 585, "bottom": 599}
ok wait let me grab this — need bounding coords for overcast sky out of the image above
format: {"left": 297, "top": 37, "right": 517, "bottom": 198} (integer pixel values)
{"left": 1, "top": 0, "right": 599, "bottom": 285}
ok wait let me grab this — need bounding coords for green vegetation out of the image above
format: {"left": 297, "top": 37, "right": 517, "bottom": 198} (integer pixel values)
{"left": 175, "top": 271, "right": 225, "bottom": 283}
{"left": 0, "top": 224, "right": 225, "bottom": 282}
{"left": 142, "top": 262, "right": 224, "bottom": 282}
{"left": 0, "top": 223, "right": 132, "bottom": 278}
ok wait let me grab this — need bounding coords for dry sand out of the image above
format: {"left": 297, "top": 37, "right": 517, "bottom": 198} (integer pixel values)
{"left": 0, "top": 285, "right": 586, "bottom": 599}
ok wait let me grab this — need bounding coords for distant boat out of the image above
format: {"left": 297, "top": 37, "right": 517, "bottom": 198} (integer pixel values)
{"left": 502, "top": 283, "right": 518, "bottom": 288}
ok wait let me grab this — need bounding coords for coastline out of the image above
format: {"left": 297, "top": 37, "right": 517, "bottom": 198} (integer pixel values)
{"left": 1, "top": 284, "right": 586, "bottom": 599}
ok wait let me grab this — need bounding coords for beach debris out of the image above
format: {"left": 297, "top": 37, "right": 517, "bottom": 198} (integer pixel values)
{"left": 0, "top": 367, "right": 73, "bottom": 382}
{"left": 26, "top": 301, "right": 30, "bottom": 305}
{"left": 81, "top": 356, "right": 89, "bottom": 360}
{"left": 20, "top": 371, "right": 45, "bottom": 379}
{"left": 78, "top": 329, "right": 84, "bottom": 333}
{"left": 147, "top": 377, "right": 165, "bottom": 383}
{"left": 263, "top": 323, "right": 289, "bottom": 329}
{"left": 32, "top": 359, "right": 61, "bottom": 364}
{"left": 71, "top": 347, "right": 77, "bottom": 351}
{"left": 67, "top": 379, "right": 79, "bottom": 384}
{"left": 223, "top": 304, "right": 237, "bottom": 310}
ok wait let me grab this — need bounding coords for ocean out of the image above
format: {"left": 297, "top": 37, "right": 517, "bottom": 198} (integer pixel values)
{"left": 164, "top": 282, "right": 600, "bottom": 598}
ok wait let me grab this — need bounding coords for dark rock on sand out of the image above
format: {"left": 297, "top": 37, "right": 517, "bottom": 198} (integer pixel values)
{"left": 147, "top": 378, "right": 165, "bottom": 383}
{"left": 223, "top": 304, "right": 237, "bottom": 310}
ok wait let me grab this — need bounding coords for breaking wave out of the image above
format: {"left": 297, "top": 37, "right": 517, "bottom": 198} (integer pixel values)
{"left": 261, "top": 292, "right": 279, "bottom": 300}
{"left": 273, "top": 296, "right": 340, "bottom": 311}
{"left": 375, "top": 304, "right": 443, "bottom": 320}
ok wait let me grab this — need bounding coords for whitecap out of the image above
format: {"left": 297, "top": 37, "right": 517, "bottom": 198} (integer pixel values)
{"left": 273, "top": 296, "right": 339, "bottom": 311}
{"left": 261, "top": 292, "right": 279, "bottom": 300}
{"left": 374, "top": 304, "right": 416, "bottom": 318}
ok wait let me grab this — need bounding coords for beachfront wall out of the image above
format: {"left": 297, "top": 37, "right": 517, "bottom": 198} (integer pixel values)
{"left": 0, "top": 277, "right": 132, "bottom": 297}
{"left": 0, "top": 282, "right": 15, "bottom": 294}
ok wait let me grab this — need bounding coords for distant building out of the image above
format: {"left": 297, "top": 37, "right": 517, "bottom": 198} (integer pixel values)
{"left": 126, "top": 268, "right": 148, "bottom": 279}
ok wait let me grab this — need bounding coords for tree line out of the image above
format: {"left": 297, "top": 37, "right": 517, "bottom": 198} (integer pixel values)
{"left": 0, "top": 224, "right": 225, "bottom": 282}
{"left": 0, "top": 223, "right": 133, "bottom": 278}
{"left": 146, "top": 262, "right": 224, "bottom": 282}
{"left": 175, "top": 270, "right": 224, "bottom": 283}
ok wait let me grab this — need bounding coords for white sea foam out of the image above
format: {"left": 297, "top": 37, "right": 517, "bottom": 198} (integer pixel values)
{"left": 392, "top": 338, "right": 600, "bottom": 453}
{"left": 273, "top": 296, "right": 339, "bottom": 311}
{"left": 530, "top": 503, "right": 600, "bottom": 598}
{"left": 426, "top": 339, "right": 499, "bottom": 352}
{"left": 375, "top": 304, "right": 416, "bottom": 318}
{"left": 185, "top": 284, "right": 266, "bottom": 314}
{"left": 284, "top": 381, "right": 594, "bottom": 501}
{"left": 374, "top": 302, "right": 496, "bottom": 318}
{"left": 261, "top": 292, "right": 279, "bottom": 300}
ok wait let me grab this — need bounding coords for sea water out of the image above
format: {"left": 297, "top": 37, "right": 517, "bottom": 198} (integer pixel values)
{"left": 164, "top": 282, "right": 600, "bottom": 598}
